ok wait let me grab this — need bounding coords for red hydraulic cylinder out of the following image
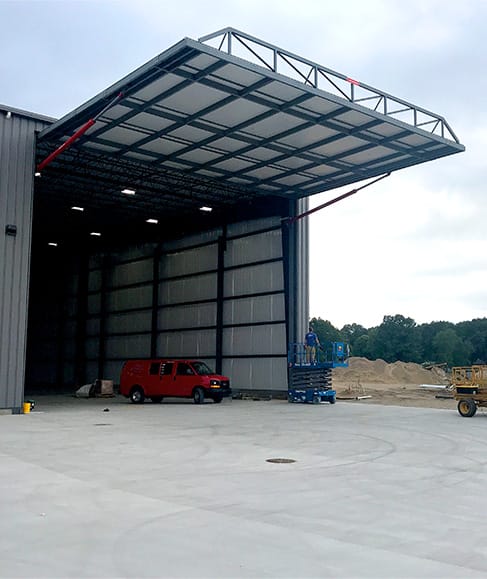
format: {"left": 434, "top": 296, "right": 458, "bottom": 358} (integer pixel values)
{"left": 36, "top": 92, "right": 123, "bottom": 173}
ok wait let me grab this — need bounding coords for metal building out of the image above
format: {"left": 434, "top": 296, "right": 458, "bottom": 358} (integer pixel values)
{"left": 1, "top": 29, "right": 464, "bottom": 413}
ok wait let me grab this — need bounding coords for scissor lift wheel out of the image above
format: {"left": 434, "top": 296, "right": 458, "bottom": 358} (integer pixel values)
{"left": 457, "top": 398, "right": 477, "bottom": 417}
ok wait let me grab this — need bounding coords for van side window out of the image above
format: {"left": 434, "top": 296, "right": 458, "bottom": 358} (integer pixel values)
{"left": 160, "top": 363, "right": 173, "bottom": 376}
{"left": 176, "top": 362, "right": 194, "bottom": 376}
{"left": 149, "top": 362, "right": 160, "bottom": 375}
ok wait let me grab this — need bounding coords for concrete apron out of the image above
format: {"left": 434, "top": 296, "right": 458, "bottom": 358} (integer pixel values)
{"left": 1, "top": 395, "right": 487, "bottom": 578}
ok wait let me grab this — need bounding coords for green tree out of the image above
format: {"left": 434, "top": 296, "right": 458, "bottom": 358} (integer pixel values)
{"left": 456, "top": 318, "right": 487, "bottom": 363}
{"left": 309, "top": 317, "right": 341, "bottom": 345}
{"left": 368, "top": 314, "right": 421, "bottom": 363}
{"left": 432, "top": 329, "right": 472, "bottom": 366}
{"left": 341, "top": 323, "right": 367, "bottom": 346}
{"left": 418, "top": 321, "right": 456, "bottom": 363}
{"left": 353, "top": 332, "right": 372, "bottom": 358}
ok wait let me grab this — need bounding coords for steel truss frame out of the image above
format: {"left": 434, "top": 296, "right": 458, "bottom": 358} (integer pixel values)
{"left": 200, "top": 27, "right": 461, "bottom": 144}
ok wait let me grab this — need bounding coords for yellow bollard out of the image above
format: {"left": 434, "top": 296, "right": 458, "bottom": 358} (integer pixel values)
{"left": 23, "top": 402, "right": 31, "bottom": 414}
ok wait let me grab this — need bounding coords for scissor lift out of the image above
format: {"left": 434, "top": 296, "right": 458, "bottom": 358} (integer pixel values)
{"left": 287, "top": 342, "right": 349, "bottom": 404}
{"left": 451, "top": 365, "right": 487, "bottom": 417}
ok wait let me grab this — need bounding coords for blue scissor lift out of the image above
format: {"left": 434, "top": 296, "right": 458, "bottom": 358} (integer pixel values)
{"left": 288, "top": 342, "right": 349, "bottom": 404}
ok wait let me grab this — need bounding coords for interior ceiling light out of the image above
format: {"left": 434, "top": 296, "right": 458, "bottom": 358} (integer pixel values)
{"left": 34, "top": 172, "right": 41, "bottom": 177}
{"left": 200, "top": 206, "right": 213, "bottom": 212}
{"left": 121, "top": 188, "right": 136, "bottom": 195}
{"left": 146, "top": 218, "right": 158, "bottom": 224}
{"left": 48, "top": 242, "right": 58, "bottom": 247}
{"left": 90, "top": 232, "right": 101, "bottom": 237}
{"left": 71, "top": 206, "right": 84, "bottom": 211}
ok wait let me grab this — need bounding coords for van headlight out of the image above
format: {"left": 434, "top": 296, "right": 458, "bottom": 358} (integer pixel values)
{"left": 210, "top": 379, "right": 221, "bottom": 388}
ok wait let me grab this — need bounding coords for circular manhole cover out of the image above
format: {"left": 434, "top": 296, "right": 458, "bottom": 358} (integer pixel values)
{"left": 266, "top": 458, "right": 296, "bottom": 464}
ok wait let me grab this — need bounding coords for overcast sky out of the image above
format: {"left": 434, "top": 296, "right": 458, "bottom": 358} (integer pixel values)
{"left": 1, "top": 0, "right": 485, "bottom": 329}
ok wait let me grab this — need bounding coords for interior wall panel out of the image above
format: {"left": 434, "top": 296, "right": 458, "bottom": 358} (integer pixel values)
{"left": 106, "top": 311, "right": 152, "bottom": 334}
{"left": 104, "top": 334, "right": 151, "bottom": 360}
{"left": 224, "top": 261, "right": 284, "bottom": 297}
{"left": 159, "top": 273, "right": 217, "bottom": 305}
{"left": 223, "top": 324, "right": 287, "bottom": 357}
{"left": 107, "top": 285, "right": 152, "bottom": 311}
{"left": 159, "top": 303, "right": 216, "bottom": 329}
{"left": 157, "top": 329, "right": 216, "bottom": 358}
{"left": 161, "top": 244, "right": 217, "bottom": 277}
{"left": 223, "top": 294, "right": 285, "bottom": 325}
{"left": 112, "top": 258, "right": 153, "bottom": 286}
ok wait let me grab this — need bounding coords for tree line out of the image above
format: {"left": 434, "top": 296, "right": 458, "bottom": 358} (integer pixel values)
{"left": 310, "top": 315, "right": 487, "bottom": 367}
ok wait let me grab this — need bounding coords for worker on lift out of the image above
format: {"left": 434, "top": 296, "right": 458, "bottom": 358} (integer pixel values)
{"left": 304, "top": 326, "right": 320, "bottom": 365}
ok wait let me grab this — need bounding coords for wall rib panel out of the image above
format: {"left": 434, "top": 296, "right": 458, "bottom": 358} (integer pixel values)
{"left": 0, "top": 108, "right": 50, "bottom": 411}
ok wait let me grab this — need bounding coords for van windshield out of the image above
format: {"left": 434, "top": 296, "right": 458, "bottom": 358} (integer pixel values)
{"left": 191, "top": 361, "right": 214, "bottom": 375}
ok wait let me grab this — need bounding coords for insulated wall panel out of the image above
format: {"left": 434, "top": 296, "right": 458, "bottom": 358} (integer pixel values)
{"left": 161, "top": 244, "right": 217, "bottom": 277}
{"left": 157, "top": 329, "right": 216, "bottom": 358}
{"left": 112, "top": 258, "right": 153, "bottom": 286}
{"left": 223, "top": 324, "right": 286, "bottom": 356}
{"left": 159, "top": 303, "right": 216, "bottom": 329}
{"left": 159, "top": 272, "right": 217, "bottom": 304}
{"left": 224, "top": 261, "right": 284, "bottom": 296}
{"left": 105, "top": 334, "right": 151, "bottom": 360}
{"left": 106, "top": 311, "right": 152, "bottom": 334}
{"left": 225, "top": 228, "right": 282, "bottom": 267}
{"left": 107, "top": 285, "right": 152, "bottom": 311}
{"left": 223, "top": 294, "right": 285, "bottom": 325}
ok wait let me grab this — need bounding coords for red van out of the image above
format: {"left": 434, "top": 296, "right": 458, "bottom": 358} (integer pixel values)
{"left": 119, "top": 359, "right": 231, "bottom": 404}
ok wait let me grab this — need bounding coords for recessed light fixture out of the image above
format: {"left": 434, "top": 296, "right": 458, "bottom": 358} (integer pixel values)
{"left": 146, "top": 218, "right": 158, "bottom": 224}
{"left": 48, "top": 242, "right": 58, "bottom": 247}
{"left": 34, "top": 172, "right": 41, "bottom": 177}
{"left": 90, "top": 232, "right": 101, "bottom": 237}
{"left": 121, "top": 188, "right": 136, "bottom": 195}
{"left": 200, "top": 206, "right": 213, "bottom": 212}
{"left": 71, "top": 206, "right": 84, "bottom": 212}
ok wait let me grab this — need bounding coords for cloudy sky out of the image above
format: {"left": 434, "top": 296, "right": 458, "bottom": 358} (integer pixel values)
{"left": 1, "top": 0, "right": 485, "bottom": 329}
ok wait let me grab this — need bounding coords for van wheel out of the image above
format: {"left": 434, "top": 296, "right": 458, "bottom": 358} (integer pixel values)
{"left": 193, "top": 387, "right": 205, "bottom": 404}
{"left": 213, "top": 396, "right": 223, "bottom": 403}
{"left": 130, "top": 387, "right": 145, "bottom": 404}
{"left": 150, "top": 396, "right": 163, "bottom": 403}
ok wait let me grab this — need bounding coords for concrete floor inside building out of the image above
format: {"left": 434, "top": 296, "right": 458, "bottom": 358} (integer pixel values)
{"left": 1, "top": 396, "right": 487, "bottom": 578}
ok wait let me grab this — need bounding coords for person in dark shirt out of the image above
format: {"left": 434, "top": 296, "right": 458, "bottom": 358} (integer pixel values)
{"left": 304, "top": 327, "right": 320, "bottom": 364}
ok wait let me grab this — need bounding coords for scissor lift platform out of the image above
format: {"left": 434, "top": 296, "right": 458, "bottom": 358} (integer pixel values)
{"left": 287, "top": 342, "right": 348, "bottom": 404}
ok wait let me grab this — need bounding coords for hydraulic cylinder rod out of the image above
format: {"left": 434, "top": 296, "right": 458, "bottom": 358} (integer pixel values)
{"left": 287, "top": 172, "right": 391, "bottom": 224}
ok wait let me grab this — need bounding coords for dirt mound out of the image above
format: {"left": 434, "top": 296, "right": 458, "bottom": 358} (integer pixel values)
{"left": 333, "top": 357, "right": 448, "bottom": 385}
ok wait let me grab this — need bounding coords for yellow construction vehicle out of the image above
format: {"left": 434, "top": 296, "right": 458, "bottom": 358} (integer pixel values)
{"left": 451, "top": 365, "right": 487, "bottom": 417}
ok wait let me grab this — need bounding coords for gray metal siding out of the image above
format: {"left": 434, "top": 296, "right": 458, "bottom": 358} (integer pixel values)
{"left": 0, "top": 109, "right": 49, "bottom": 410}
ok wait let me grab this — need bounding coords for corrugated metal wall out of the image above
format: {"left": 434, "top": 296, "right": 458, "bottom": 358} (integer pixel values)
{"left": 0, "top": 107, "right": 50, "bottom": 411}
{"left": 27, "top": 214, "right": 306, "bottom": 395}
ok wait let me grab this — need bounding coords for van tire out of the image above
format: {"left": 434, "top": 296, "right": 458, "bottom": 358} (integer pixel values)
{"left": 193, "top": 387, "right": 205, "bottom": 404}
{"left": 130, "top": 386, "right": 145, "bottom": 404}
{"left": 150, "top": 396, "right": 163, "bottom": 403}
